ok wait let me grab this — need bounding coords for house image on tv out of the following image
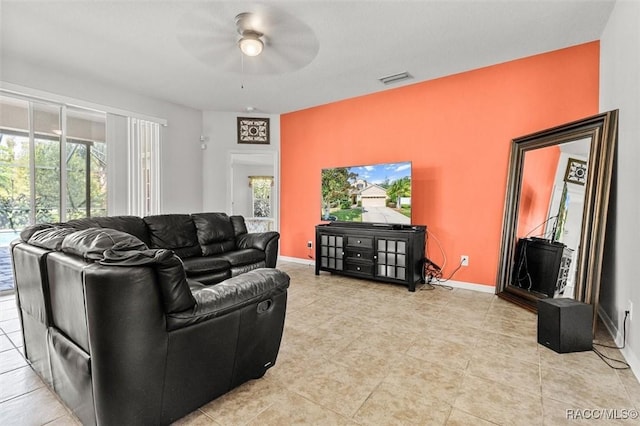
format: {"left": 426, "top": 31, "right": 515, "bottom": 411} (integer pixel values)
{"left": 356, "top": 184, "right": 388, "bottom": 208}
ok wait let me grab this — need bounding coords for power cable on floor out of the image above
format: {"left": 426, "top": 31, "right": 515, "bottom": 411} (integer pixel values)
{"left": 592, "top": 311, "right": 630, "bottom": 370}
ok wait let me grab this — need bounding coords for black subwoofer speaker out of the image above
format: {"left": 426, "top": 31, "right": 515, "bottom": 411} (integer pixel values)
{"left": 537, "top": 298, "right": 593, "bottom": 353}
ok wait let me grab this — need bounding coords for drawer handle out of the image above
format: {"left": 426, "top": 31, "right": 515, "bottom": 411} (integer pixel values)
{"left": 357, "top": 253, "right": 361, "bottom": 257}
{"left": 356, "top": 266, "right": 361, "bottom": 271}
{"left": 357, "top": 240, "right": 361, "bottom": 243}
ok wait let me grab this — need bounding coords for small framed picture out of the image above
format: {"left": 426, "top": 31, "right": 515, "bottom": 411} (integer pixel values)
{"left": 564, "top": 157, "right": 587, "bottom": 185}
{"left": 237, "top": 117, "right": 270, "bottom": 144}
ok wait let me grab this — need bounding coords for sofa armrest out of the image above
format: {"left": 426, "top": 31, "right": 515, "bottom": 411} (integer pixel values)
{"left": 236, "top": 232, "right": 279, "bottom": 268}
{"left": 166, "top": 268, "right": 289, "bottom": 331}
{"left": 236, "top": 231, "right": 279, "bottom": 251}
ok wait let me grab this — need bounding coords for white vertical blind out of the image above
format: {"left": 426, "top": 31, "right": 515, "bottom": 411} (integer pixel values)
{"left": 127, "top": 118, "right": 161, "bottom": 216}
{"left": 59, "top": 105, "right": 68, "bottom": 221}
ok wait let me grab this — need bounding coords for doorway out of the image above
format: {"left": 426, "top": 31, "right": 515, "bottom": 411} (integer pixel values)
{"left": 228, "top": 151, "right": 278, "bottom": 232}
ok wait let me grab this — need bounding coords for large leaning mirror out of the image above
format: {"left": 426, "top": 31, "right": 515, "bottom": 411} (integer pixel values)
{"left": 496, "top": 110, "right": 618, "bottom": 333}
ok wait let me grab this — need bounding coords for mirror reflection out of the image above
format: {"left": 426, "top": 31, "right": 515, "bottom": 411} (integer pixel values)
{"left": 510, "top": 138, "right": 591, "bottom": 300}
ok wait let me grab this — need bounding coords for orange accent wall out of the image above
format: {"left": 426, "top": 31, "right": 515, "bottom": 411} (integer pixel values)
{"left": 280, "top": 42, "right": 599, "bottom": 287}
{"left": 516, "top": 146, "right": 561, "bottom": 239}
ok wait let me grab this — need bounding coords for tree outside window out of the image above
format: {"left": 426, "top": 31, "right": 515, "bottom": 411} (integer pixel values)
{"left": 0, "top": 96, "right": 107, "bottom": 231}
{"left": 249, "top": 176, "right": 273, "bottom": 218}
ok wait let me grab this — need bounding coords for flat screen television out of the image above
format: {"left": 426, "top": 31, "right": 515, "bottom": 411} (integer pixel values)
{"left": 321, "top": 161, "right": 412, "bottom": 224}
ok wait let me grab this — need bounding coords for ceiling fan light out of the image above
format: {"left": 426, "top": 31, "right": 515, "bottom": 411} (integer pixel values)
{"left": 239, "top": 32, "right": 264, "bottom": 57}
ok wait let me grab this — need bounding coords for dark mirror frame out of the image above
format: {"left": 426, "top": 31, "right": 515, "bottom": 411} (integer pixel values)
{"left": 496, "top": 110, "right": 618, "bottom": 333}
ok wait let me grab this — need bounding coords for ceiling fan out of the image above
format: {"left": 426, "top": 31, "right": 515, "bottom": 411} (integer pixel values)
{"left": 176, "top": 3, "right": 319, "bottom": 75}
{"left": 235, "top": 12, "right": 265, "bottom": 57}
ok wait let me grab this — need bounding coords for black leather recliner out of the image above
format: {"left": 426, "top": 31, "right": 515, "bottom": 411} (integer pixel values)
{"left": 10, "top": 216, "right": 289, "bottom": 425}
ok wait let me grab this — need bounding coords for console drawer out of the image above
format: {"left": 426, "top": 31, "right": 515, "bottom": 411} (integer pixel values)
{"left": 345, "top": 248, "right": 373, "bottom": 261}
{"left": 345, "top": 261, "right": 373, "bottom": 275}
{"left": 346, "top": 236, "right": 373, "bottom": 249}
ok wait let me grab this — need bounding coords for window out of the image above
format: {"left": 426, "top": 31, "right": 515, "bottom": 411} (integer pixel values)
{"left": 249, "top": 176, "right": 273, "bottom": 218}
{"left": 66, "top": 107, "right": 108, "bottom": 218}
{"left": 128, "top": 118, "right": 161, "bottom": 216}
{"left": 0, "top": 94, "right": 107, "bottom": 230}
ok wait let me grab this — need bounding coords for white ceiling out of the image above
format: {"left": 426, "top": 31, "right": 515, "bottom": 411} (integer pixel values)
{"left": 0, "top": 0, "right": 616, "bottom": 114}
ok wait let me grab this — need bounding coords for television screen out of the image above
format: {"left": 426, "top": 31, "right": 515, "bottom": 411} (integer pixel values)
{"left": 321, "top": 161, "right": 412, "bottom": 224}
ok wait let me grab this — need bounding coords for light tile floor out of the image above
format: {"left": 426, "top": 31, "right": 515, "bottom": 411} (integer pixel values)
{"left": 1, "top": 261, "right": 639, "bottom": 425}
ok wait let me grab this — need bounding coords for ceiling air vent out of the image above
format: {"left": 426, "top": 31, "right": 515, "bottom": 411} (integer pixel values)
{"left": 378, "top": 71, "right": 413, "bottom": 85}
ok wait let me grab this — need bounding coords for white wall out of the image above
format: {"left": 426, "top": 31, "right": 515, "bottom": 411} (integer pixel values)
{"left": 0, "top": 57, "right": 203, "bottom": 214}
{"left": 201, "top": 112, "right": 280, "bottom": 213}
{"left": 600, "top": 0, "right": 640, "bottom": 377}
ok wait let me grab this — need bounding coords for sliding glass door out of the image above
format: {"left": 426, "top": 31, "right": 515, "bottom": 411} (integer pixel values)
{"left": 66, "top": 107, "right": 107, "bottom": 218}
{"left": 32, "top": 101, "right": 62, "bottom": 223}
{"left": 0, "top": 94, "right": 107, "bottom": 235}
{"left": 0, "top": 96, "right": 30, "bottom": 237}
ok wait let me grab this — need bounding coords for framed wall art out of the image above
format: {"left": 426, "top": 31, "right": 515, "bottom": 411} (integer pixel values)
{"left": 237, "top": 117, "right": 270, "bottom": 144}
{"left": 564, "top": 157, "right": 587, "bottom": 185}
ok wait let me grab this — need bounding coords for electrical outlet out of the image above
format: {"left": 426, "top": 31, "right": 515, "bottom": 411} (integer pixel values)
{"left": 460, "top": 255, "right": 469, "bottom": 266}
{"left": 628, "top": 300, "right": 633, "bottom": 321}
{"left": 307, "top": 241, "right": 313, "bottom": 249}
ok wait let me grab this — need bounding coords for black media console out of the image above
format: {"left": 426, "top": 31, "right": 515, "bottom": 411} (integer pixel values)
{"left": 315, "top": 222, "right": 426, "bottom": 291}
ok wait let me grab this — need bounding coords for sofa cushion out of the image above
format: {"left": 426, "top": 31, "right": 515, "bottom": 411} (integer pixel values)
{"left": 230, "top": 215, "right": 248, "bottom": 237}
{"left": 28, "top": 227, "right": 77, "bottom": 250}
{"left": 61, "top": 228, "right": 148, "bottom": 260}
{"left": 65, "top": 216, "right": 151, "bottom": 247}
{"left": 20, "top": 223, "right": 59, "bottom": 242}
{"left": 144, "top": 214, "right": 201, "bottom": 258}
{"left": 181, "top": 256, "right": 230, "bottom": 274}
{"left": 99, "top": 248, "right": 196, "bottom": 313}
{"left": 64, "top": 217, "right": 102, "bottom": 229}
{"left": 191, "top": 212, "right": 237, "bottom": 256}
{"left": 219, "top": 249, "right": 265, "bottom": 267}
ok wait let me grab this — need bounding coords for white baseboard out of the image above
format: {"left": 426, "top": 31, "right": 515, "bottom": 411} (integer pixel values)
{"left": 277, "top": 257, "right": 496, "bottom": 294}
{"left": 599, "top": 306, "right": 623, "bottom": 345}
{"left": 622, "top": 346, "right": 640, "bottom": 383}
{"left": 433, "top": 279, "right": 496, "bottom": 294}
{"left": 278, "top": 256, "right": 315, "bottom": 266}
{"left": 598, "top": 305, "right": 640, "bottom": 382}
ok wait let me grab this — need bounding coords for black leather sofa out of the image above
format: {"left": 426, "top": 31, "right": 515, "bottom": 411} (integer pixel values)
{"left": 24, "top": 212, "right": 281, "bottom": 285}
{"left": 10, "top": 213, "right": 289, "bottom": 425}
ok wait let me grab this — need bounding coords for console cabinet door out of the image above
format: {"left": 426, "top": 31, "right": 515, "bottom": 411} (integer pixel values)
{"left": 375, "top": 238, "right": 408, "bottom": 281}
{"left": 319, "top": 233, "right": 344, "bottom": 271}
